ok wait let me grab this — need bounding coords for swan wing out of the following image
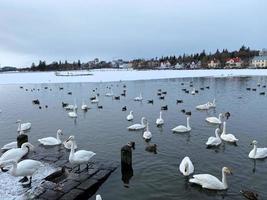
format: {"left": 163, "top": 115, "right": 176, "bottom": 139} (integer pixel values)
{"left": 255, "top": 148, "right": 267, "bottom": 158}
{"left": 38, "top": 137, "right": 60, "bottom": 145}
{"left": 206, "top": 117, "right": 220, "bottom": 124}
{"left": 1, "top": 141, "right": 17, "bottom": 150}
{"left": 128, "top": 124, "right": 144, "bottom": 130}
{"left": 172, "top": 125, "right": 189, "bottom": 132}
{"left": 0, "top": 148, "right": 25, "bottom": 163}
{"left": 222, "top": 133, "right": 238, "bottom": 142}
{"left": 74, "top": 150, "right": 96, "bottom": 162}
{"left": 190, "top": 174, "right": 223, "bottom": 189}
{"left": 15, "top": 159, "right": 42, "bottom": 176}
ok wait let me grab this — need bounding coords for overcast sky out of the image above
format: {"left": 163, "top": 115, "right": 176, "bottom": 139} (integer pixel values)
{"left": 0, "top": 0, "right": 266, "bottom": 67}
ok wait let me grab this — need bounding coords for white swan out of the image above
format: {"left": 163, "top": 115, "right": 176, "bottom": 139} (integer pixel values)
{"left": 206, "top": 113, "right": 223, "bottom": 125}
{"left": 172, "top": 116, "right": 191, "bottom": 133}
{"left": 91, "top": 96, "right": 99, "bottom": 103}
{"left": 196, "top": 103, "right": 210, "bottom": 110}
{"left": 96, "top": 194, "right": 102, "bottom": 200}
{"left": 126, "top": 111, "right": 134, "bottom": 121}
{"left": 143, "top": 123, "right": 152, "bottom": 140}
{"left": 206, "top": 128, "right": 222, "bottom": 147}
{"left": 17, "top": 120, "right": 31, "bottom": 132}
{"left": 81, "top": 101, "right": 89, "bottom": 110}
{"left": 68, "top": 107, "right": 78, "bottom": 118}
{"left": 65, "top": 104, "right": 77, "bottom": 110}
{"left": 38, "top": 129, "right": 63, "bottom": 146}
{"left": 249, "top": 140, "right": 267, "bottom": 159}
{"left": 179, "top": 156, "right": 194, "bottom": 176}
{"left": 63, "top": 139, "right": 78, "bottom": 150}
{"left": 134, "top": 93, "right": 143, "bottom": 101}
{"left": 105, "top": 89, "right": 114, "bottom": 97}
{"left": 208, "top": 99, "right": 216, "bottom": 108}
{"left": 66, "top": 136, "right": 96, "bottom": 171}
{"left": 1, "top": 141, "right": 17, "bottom": 151}
{"left": 156, "top": 111, "right": 164, "bottom": 126}
{"left": 220, "top": 122, "right": 238, "bottom": 143}
{"left": 127, "top": 117, "right": 146, "bottom": 130}
{"left": 189, "top": 167, "right": 232, "bottom": 190}
{"left": 0, "top": 159, "right": 42, "bottom": 185}
{"left": 191, "top": 88, "right": 196, "bottom": 95}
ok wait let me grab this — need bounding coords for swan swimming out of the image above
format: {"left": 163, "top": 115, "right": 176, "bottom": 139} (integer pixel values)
{"left": 220, "top": 122, "right": 238, "bottom": 143}
{"left": 206, "top": 113, "right": 223, "bottom": 125}
{"left": 143, "top": 123, "right": 152, "bottom": 140}
{"left": 126, "top": 111, "right": 134, "bottom": 121}
{"left": 189, "top": 167, "right": 232, "bottom": 190}
{"left": 66, "top": 135, "right": 96, "bottom": 172}
{"left": 206, "top": 128, "right": 222, "bottom": 147}
{"left": 91, "top": 96, "right": 99, "bottom": 103}
{"left": 156, "top": 111, "right": 164, "bottom": 126}
{"left": 134, "top": 93, "right": 143, "bottom": 101}
{"left": 105, "top": 89, "right": 114, "bottom": 97}
{"left": 127, "top": 117, "right": 146, "bottom": 130}
{"left": 179, "top": 156, "right": 194, "bottom": 176}
{"left": 172, "top": 116, "right": 191, "bottom": 133}
{"left": 38, "top": 129, "right": 63, "bottom": 146}
{"left": 196, "top": 99, "right": 216, "bottom": 110}
{"left": 17, "top": 120, "right": 31, "bottom": 132}
{"left": 81, "top": 101, "right": 89, "bottom": 110}
{"left": 68, "top": 107, "right": 78, "bottom": 118}
{"left": 249, "top": 140, "right": 267, "bottom": 159}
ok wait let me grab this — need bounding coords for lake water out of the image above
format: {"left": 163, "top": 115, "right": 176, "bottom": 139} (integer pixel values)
{"left": 0, "top": 76, "right": 267, "bottom": 200}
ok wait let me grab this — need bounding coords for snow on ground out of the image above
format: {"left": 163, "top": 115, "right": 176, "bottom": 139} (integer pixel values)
{"left": 0, "top": 69, "right": 266, "bottom": 84}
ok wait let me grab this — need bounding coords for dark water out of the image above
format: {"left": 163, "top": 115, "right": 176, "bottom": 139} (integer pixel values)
{"left": 0, "top": 76, "right": 267, "bottom": 200}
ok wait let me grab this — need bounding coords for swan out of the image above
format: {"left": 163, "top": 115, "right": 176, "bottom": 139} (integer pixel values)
{"left": 249, "top": 140, "right": 267, "bottom": 159}
{"left": 65, "top": 104, "right": 77, "bottom": 110}
{"left": 0, "top": 159, "right": 42, "bottom": 186}
{"left": 81, "top": 101, "right": 89, "bottom": 110}
{"left": 1, "top": 141, "right": 17, "bottom": 151}
{"left": 143, "top": 123, "right": 152, "bottom": 140}
{"left": 206, "top": 128, "right": 222, "bottom": 147}
{"left": 172, "top": 116, "right": 191, "bottom": 133}
{"left": 63, "top": 139, "right": 78, "bottom": 150}
{"left": 0, "top": 142, "right": 34, "bottom": 171}
{"left": 208, "top": 99, "right": 216, "bottom": 108}
{"left": 189, "top": 167, "right": 232, "bottom": 190}
{"left": 179, "top": 156, "right": 194, "bottom": 176}
{"left": 17, "top": 120, "right": 31, "bottom": 132}
{"left": 191, "top": 88, "right": 196, "bottom": 95}
{"left": 134, "top": 93, "right": 143, "bottom": 101}
{"left": 127, "top": 117, "right": 146, "bottom": 130}
{"left": 105, "top": 89, "right": 114, "bottom": 97}
{"left": 66, "top": 135, "right": 96, "bottom": 171}
{"left": 196, "top": 103, "right": 210, "bottom": 110}
{"left": 156, "top": 111, "right": 164, "bottom": 126}
{"left": 68, "top": 107, "right": 78, "bottom": 118}
{"left": 96, "top": 194, "right": 102, "bottom": 200}
{"left": 126, "top": 111, "right": 134, "bottom": 121}
{"left": 91, "top": 96, "right": 99, "bottom": 103}
{"left": 206, "top": 113, "right": 223, "bottom": 125}
{"left": 38, "top": 129, "right": 63, "bottom": 146}
{"left": 220, "top": 122, "right": 238, "bottom": 143}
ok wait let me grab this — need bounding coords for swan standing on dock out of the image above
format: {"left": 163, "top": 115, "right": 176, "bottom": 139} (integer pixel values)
{"left": 156, "top": 111, "right": 164, "bottom": 126}
{"left": 189, "top": 167, "right": 232, "bottom": 190}
{"left": 66, "top": 136, "right": 96, "bottom": 172}
{"left": 127, "top": 117, "right": 146, "bottom": 130}
{"left": 220, "top": 122, "right": 238, "bottom": 143}
{"left": 179, "top": 156, "right": 194, "bottom": 176}
{"left": 172, "top": 116, "right": 191, "bottom": 133}
{"left": 143, "top": 123, "right": 152, "bottom": 140}
{"left": 38, "top": 129, "right": 63, "bottom": 146}
{"left": 17, "top": 120, "right": 31, "bottom": 132}
{"left": 249, "top": 140, "right": 267, "bottom": 159}
{"left": 0, "top": 159, "right": 42, "bottom": 186}
{"left": 134, "top": 93, "right": 143, "bottom": 101}
{"left": 126, "top": 111, "right": 134, "bottom": 121}
{"left": 206, "top": 113, "right": 223, "bottom": 125}
{"left": 206, "top": 128, "right": 222, "bottom": 147}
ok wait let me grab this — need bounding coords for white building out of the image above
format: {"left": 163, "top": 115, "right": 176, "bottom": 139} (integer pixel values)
{"left": 252, "top": 56, "right": 267, "bottom": 68}
{"left": 207, "top": 60, "right": 220, "bottom": 68}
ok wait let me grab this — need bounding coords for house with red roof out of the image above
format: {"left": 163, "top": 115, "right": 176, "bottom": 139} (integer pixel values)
{"left": 225, "top": 57, "right": 243, "bottom": 68}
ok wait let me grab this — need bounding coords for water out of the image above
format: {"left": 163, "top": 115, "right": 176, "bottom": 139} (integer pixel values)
{"left": 0, "top": 76, "right": 267, "bottom": 200}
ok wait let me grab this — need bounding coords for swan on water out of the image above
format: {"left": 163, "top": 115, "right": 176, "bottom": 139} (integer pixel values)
{"left": 206, "top": 113, "right": 223, "bottom": 125}
{"left": 65, "top": 104, "right": 77, "bottom": 110}
{"left": 134, "top": 93, "right": 143, "bottom": 101}
{"left": 189, "top": 167, "right": 232, "bottom": 190}
{"left": 127, "top": 117, "right": 146, "bottom": 130}
{"left": 208, "top": 99, "right": 216, "bottom": 108}
{"left": 196, "top": 99, "right": 216, "bottom": 110}
{"left": 249, "top": 140, "right": 267, "bottom": 159}
{"left": 220, "top": 122, "right": 238, "bottom": 143}
{"left": 105, "top": 89, "right": 114, "bottom": 97}
{"left": 126, "top": 111, "right": 134, "bottom": 121}
{"left": 172, "top": 116, "right": 191, "bottom": 133}
{"left": 96, "top": 194, "right": 102, "bottom": 200}
{"left": 179, "top": 156, "right": 194, "bottom": 176}
{"left": 156, "top": 111, "right": 164, "bottom": 126}
{"left": 81, "top": 101, "right": 89, "bottom": 110}
{"left": 206, "top": 128, "right": 222, "bottom": 147}
{"left": 91, "top": 96, "right": 99, "bottom": 103}
{"left": 0, "top": 159, "right": 42, "bottom": 186}
{"left": 143, "top": 123, "right": 152, "bottom": 140}
{"left": 38, "top": 129, "right": 63, "bottom": 146}
{"left": 17, "top": 120, "right": 31, "bottom": 132}
{"left": 66, "top": 135, "right": 96, "bottom": 172}
{"left": 191, "top": 88, "right": 196, "bottom": 95}
{"left": 68, "top": 107, "right": 78, "bottom": 118}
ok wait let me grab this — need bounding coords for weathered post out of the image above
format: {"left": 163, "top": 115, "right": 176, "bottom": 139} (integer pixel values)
{"left": 121, "top": 141, "right": 135, "bottom": 187}
{"left": 17, "top": 131, "right": 28, "bottom": 148}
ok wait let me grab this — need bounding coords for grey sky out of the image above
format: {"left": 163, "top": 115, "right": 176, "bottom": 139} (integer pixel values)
{"left": 0, "top": 0, "right": 266, "bottom": 67}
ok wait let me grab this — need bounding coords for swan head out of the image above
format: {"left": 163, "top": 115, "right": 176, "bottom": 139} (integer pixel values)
{"left": 251, "top": 140, "right": 258, "bottom": 145}
{"left": 130, "top": 111, "right": 133, "bottom": 114}
{"left": 66, "top": 135, "right": 75, "bottom": 142}
{"left": 223, "top": 167, "right": 232, "bottom": 175}
{"left": 57, "top": 129, "right": 63, "bottom": 136}
{"left": 21, "top": 142, "right": 35, "bottom": 151}
{"left": 224, "top": 112, "right": 231, "bottom": 119}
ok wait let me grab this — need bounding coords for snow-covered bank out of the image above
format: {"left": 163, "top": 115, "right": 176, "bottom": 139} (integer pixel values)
{"left": 0, "top": 69, "right": 266, "bottom": 84}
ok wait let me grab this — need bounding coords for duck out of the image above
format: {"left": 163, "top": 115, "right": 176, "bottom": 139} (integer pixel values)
{"left": 96, "top": 194, "right": 102, "bottom": 200}
{"left": 126, "top": 111, "right": 134, "bottom": 121}
{"left": 147, "top": 100, "right": 154, "bottom": 104}
{"left": 248, "top": 140, "right": 267, "bottom": 159}
{"left": 145, "top": 144, "right": 157, "bottom": 154}
{"left": 172, "top": 116, "right": 191, "bottom": 133}
{"left": 127, "top": 117, "right": 146, "bottom": 130}
{"left": 143, "top": 123, "right": 152, "bottom": 140}
{"left": 38, "top": 129, "right": 63, "bottom": 146}
{"left": 189, "top": 167, "right": 232, "bottom": 190}
{"left": 66, "top": 136, "right": 96, "bottom": 172}
{"left": 122, "top": 106, "right": 127, "bottom": 111}
{"left": 0, "top": 142, "right": 34, "bottom": 171}
{"left": 206, "top": 113, "right": 224, "bottom": 125}
{"left": 206, "top": 128, "right": 222, "bottom": 147}
{"left": 156, "top": 111, "right": 164, "bottom": 126}
{"left": 91, "top": 96, "right": 99, "bottom": 103}
{"left": 240, "top": 190, "right": 258, "bottom": 200}
{"left": 161, "top": 105, "right": 168, "bottom": 110}
{"left": 0, "top": 159, "right": 42, "bottom": 186}
{"left": 17, "top": 120, "right": 31, "bottom": 132}
{"left": 134, "top": 93, "right": 143, "bottom": 101}
{"left": 44, "top": 166, "right": 69, "bottom": 191}
{"left": 220, "top": 122, "right": 238, "bottom": 143}
{"left": 68, "top": 107, "right": 78, "bottom": 118}
{"left": 179, "top": 156, "right": 194, "bottom": 176}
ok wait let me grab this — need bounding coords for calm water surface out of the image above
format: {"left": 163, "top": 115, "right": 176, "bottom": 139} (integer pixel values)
{"left": 0, "top": 76, "right": 267, "bottom": 200}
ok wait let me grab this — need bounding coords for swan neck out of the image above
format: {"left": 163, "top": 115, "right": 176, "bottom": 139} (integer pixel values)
{"left": 69, "top": 141, "right": 75, "bottom": 160}
{"left": 252, "top": 144, "right": 257, "bottom": 157}
{"left": 222, "top": 170, "right": 228, "bottom": 189}
{"left": 187, "top": 117, "right": 190, "bottom": 128}
{"left": 222, "top": 122, "right": 226, "bottom": 134}
{"left": 56, "top": 132, "right": 61, "bottom": 142}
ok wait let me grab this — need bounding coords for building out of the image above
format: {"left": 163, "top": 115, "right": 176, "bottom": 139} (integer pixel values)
{"left": 225, "top": 57, "right": 242, "bottom": 68}
{"left": 259, "top": 48, "right": 267, "bottom": 56}
{"left": 252, "top": 56, "right": 267, "bottom": 68}
{"left": 158, "top": 61, "right": 171, "bottom": 69}
{"left": 207, "top": 59, "right": 220, "bottom": 68}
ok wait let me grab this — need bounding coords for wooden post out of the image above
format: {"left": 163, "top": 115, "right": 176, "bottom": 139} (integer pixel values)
{"left": 121, "top": 142, "right": 134, "bottom": 186}
{"left": 17, "top": 134, "right": 28, "bottom": 148}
